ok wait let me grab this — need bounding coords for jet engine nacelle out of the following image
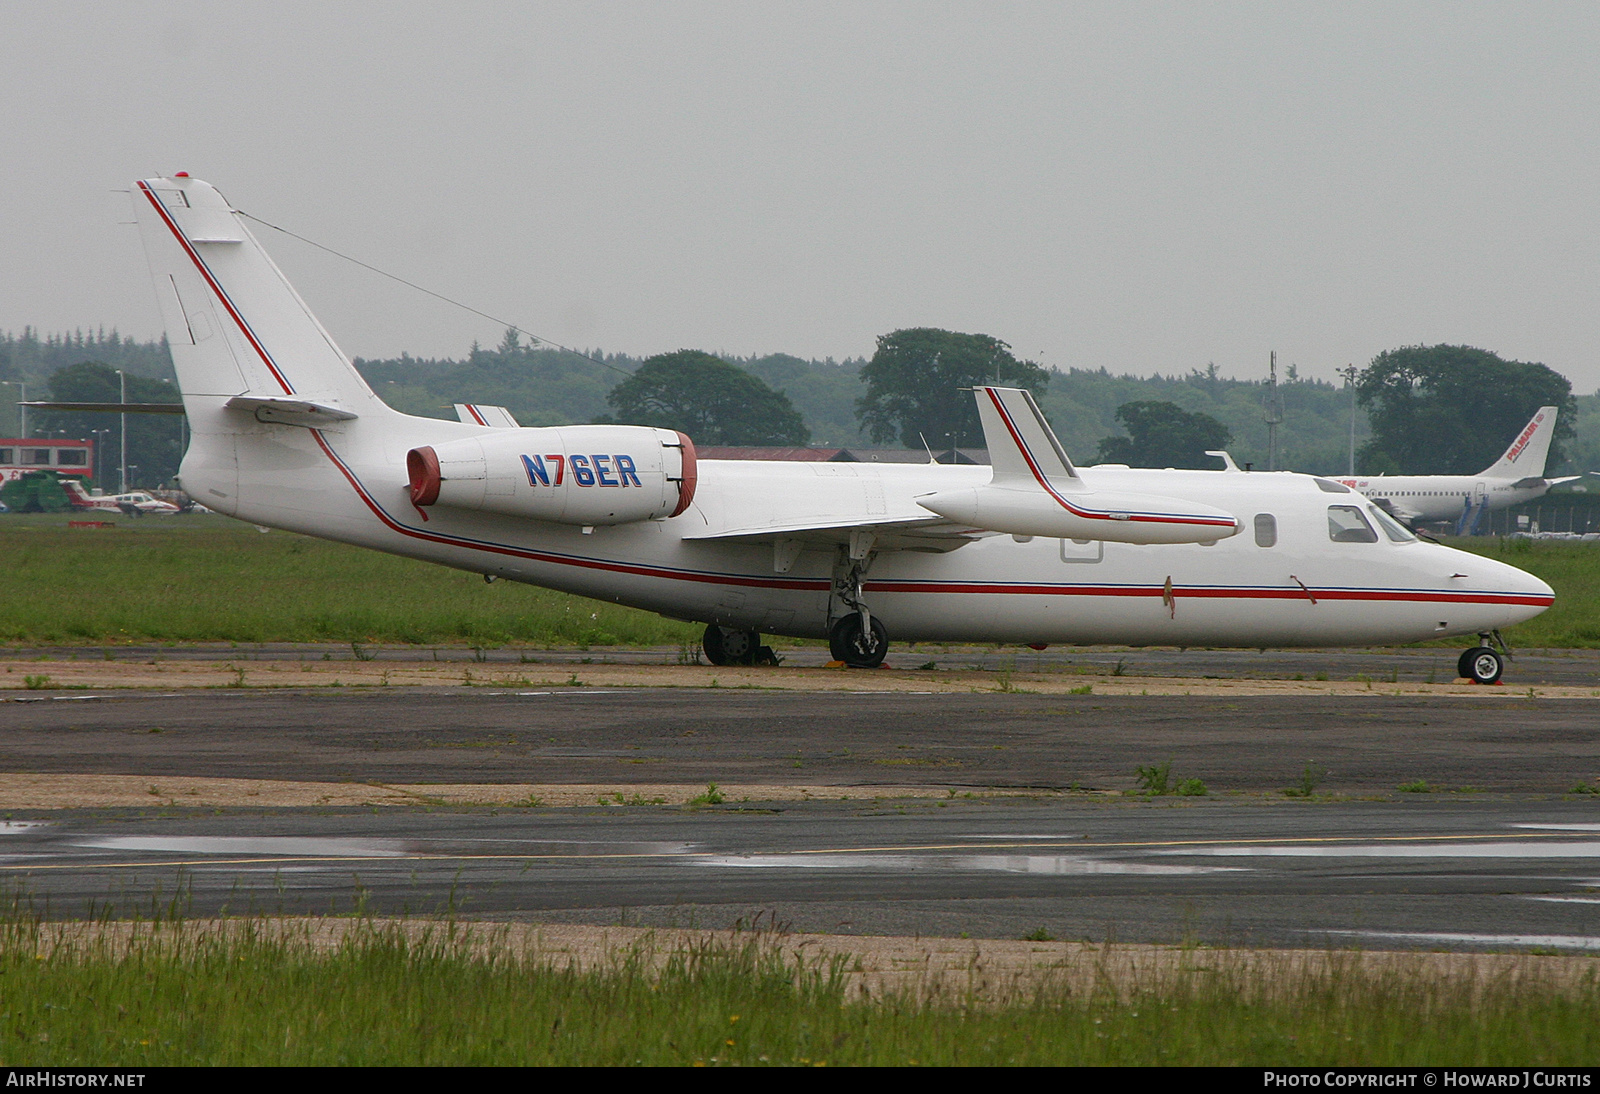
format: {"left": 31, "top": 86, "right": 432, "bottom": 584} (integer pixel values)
{"left": 919, "top": 485, "right": 1240, "bottom": 545}
{"left": 407, "top": 426, "right": 697, "bottom": 526}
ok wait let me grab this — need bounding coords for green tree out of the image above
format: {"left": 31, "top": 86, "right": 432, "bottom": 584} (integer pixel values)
{"left": 1356, "top": 345, "right": 1575, "bottom": 474}
{"left": 32, "top": 361, "right": 184, "bottom": 487}
{"left": 603, "top": 350, "right": 810, "bottom": 445}
{"left": 856, "top": 329, "right": 1047, "bottom": 449}
{"left": 1095, "top": 401, "right": 1232, "bottom": 468}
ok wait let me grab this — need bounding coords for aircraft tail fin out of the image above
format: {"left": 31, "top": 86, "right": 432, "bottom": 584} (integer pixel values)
{"left": 974, "top": 386, "right": 1084, "bottom": 490}
{"left": 130, "top": 176, "right": 385, "bottom": 421}
{"left": 59, "top": 479, "right": 94, "bottom": 508}
{"left": 1481, "top": 406, "right": 1559, "bottom": 479}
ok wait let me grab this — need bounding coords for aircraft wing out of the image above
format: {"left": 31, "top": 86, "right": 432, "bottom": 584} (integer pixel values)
{"left": 684, "top": 514, "right": 990, "bottom": 555}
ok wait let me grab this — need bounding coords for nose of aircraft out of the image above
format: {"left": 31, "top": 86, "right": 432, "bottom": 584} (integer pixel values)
{"left": 1475, "top": 551, "right": 1555, "bottom": 624}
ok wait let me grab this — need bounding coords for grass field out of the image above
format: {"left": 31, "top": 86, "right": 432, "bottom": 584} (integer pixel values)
{"left": 0, "top": 514, "right": 700, "bottom": 647}
{"left": 2, "top": 514, "right": 1597, "bottom": 648}
{"left": 2, "top": 916, "right": 1595, "bottom": 1066}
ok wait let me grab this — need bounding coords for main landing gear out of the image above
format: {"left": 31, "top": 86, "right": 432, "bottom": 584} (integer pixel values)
{"left": 1457, "top": 631, "right": 1507, "bottom": 685}
{"left": 701, "top": 625, "right": 777, "bottom": 667}
{"left": 829, "top": 541, "right": 889, "bottom": 668}
{"left": 829, "top": 613, "right": 888, "bottom": 668}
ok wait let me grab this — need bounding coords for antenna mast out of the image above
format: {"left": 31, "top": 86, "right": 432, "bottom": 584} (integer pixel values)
{"left": 1263, "top": 351, "right": 1284, "bottom": 471}
{"left": 1340, "top": 363, "right": 1358, "bottom": 475}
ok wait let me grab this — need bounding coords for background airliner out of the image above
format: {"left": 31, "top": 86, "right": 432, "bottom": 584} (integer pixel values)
{"left": 1334, "top": 406, "right": 1579, "bottom": 528}
{"left": 128, "top": 174, "right": 1553, "bottom": 684}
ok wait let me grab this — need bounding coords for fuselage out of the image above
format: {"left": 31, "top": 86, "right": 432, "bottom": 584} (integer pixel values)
{"left": 188, "top": 410, "right": 1553, "bottom": 649}
{"left": 1333, "top": 474, "right": 1550, "bottom": 523}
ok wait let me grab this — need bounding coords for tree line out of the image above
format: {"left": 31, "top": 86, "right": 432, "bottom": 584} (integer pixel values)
{"left": 4, "top": 324, "right": 1593, "bottom": 488}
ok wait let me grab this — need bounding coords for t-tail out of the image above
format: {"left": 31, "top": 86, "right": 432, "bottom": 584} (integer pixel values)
{"left": 1480, "top": 406, "right": 1559, "bottom": 480}
{"left": 129, "top": 175, "right": 398, "bottom": 515}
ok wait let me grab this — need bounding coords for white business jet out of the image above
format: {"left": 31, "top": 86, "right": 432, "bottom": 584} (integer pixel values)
{"left": 1334, "top": 406, "right": 1580, "bottom": 529}
{"left": 129, "top": 175, "right": 1553, "bottom": 685}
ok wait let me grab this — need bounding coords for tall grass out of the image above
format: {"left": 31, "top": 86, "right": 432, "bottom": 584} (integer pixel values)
{"left": 1449, "top": 537, "right": 1600, "bottom": 648}
{"left": 0, "top": 515, "right": 698, "bottom": 646}
{"left": 0, "top": 914, "right": 1595, "bottom": 1066}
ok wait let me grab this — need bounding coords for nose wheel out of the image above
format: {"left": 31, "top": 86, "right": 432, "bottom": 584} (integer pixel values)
{"left": 1457, "top": 645, "right": 1504, "bottom": 685}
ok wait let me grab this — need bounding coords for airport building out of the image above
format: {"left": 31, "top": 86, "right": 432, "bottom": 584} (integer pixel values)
{"left": 0, "top": 437, "right": 95, "bottom": 485}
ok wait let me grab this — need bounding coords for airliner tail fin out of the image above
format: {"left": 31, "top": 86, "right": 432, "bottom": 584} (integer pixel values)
{"left": 1482, "top": 406, "right": 1558, "bottom": 479}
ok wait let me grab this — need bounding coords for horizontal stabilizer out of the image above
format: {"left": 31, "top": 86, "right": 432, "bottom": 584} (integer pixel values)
{"left": 224, "top": 395, "right": 358, "bottom": 427}
{"left": 22, "top": 401, "right": 186, "bottom": 415}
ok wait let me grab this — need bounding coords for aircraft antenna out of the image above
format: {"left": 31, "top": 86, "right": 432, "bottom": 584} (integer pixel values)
{"left": 235, "top": 210, "right": 633, "bottom": 379}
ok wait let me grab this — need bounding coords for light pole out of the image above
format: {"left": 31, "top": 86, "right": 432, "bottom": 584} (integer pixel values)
{"left": 0, "top": 381, "right": 24, "bottom": 438}
{"left": 91, "top": 428, "right": 110, "bottom": 489}
{"left": 117, "top": 370, "right": 127, "bottom": 494}
{"left": 1339, "top": 364, "right": 1359, "bottom": 476}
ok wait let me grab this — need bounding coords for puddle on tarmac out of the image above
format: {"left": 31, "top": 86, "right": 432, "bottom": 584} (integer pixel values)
{"left": 69, "top": 836, "right": 412, "bottom": 857}
{"left": 696, "top": 853, "right": 1242, "bottom": 875}
{"left": 1159, "top": 841, "right": 1600, "bottom": 859}
{"left": 1315, "top": 929, "right": 1600, "bottom": 951}
{"left": 66, "top": 835, "right": 694, "bottom": 859}
{"left": 0, "top": 822, "right": 49, "bottom": 834}
{"left": 1524, "top": 896, "right": 1600, "bottom": 905}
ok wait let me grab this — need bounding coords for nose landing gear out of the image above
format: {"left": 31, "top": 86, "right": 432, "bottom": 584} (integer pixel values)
{"left": 1457, "top": 631, "right": 1509, "bottom": 685}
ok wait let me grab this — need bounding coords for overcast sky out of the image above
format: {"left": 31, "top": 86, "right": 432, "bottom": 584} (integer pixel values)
{"left": 3, "top": 2, "right": 1598, "bottom": 390}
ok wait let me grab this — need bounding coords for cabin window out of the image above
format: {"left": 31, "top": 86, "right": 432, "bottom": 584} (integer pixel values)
{"left": 1253, "top": 513, "right": 1277, "bottom": 548}
{"left": 1327, "top": 505, "right": 1378, "bottom": 543}
{"left": 1368, "top": 505, "right": 1416, "bottom": 543}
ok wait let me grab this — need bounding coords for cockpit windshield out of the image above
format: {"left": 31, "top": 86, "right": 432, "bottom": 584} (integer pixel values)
{"left": 1327, "top": 505, "right": 1378, "bottom": 543}
{"left": 1367, "top": 505, "right": 1416, "bottom": 543}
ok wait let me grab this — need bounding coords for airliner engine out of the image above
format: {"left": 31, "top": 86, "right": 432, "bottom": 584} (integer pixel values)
{"left": 407, "top": 426, "right": 696, "bottom": 526}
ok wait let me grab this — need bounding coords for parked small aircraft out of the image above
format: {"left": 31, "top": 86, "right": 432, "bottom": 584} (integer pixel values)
{"left": 61, "top": 479, "right": 181, "bottom": 515}
{"left": 129, "top": 175, "right": 1553, "bottom": 684}
{"left": 1334, "top": 406, "right": 1580, "bottom": 529}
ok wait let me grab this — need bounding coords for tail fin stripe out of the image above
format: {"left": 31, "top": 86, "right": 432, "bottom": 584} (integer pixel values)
{"left": 983, "top": 389, "right": 1235, "bottom": 529}
{"left": 136, "top": 181, "right": 296, "bottom": 397}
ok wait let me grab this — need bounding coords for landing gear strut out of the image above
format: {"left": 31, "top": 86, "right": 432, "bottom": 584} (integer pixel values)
{"left": 1458, "top": 631, "right": 1507, "bottom": 685}
{"left": 829, "top": 541, "right": 889, "bottom": 668}
{"left": 701, "top": 625, "right": 776, "bottom": 666}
